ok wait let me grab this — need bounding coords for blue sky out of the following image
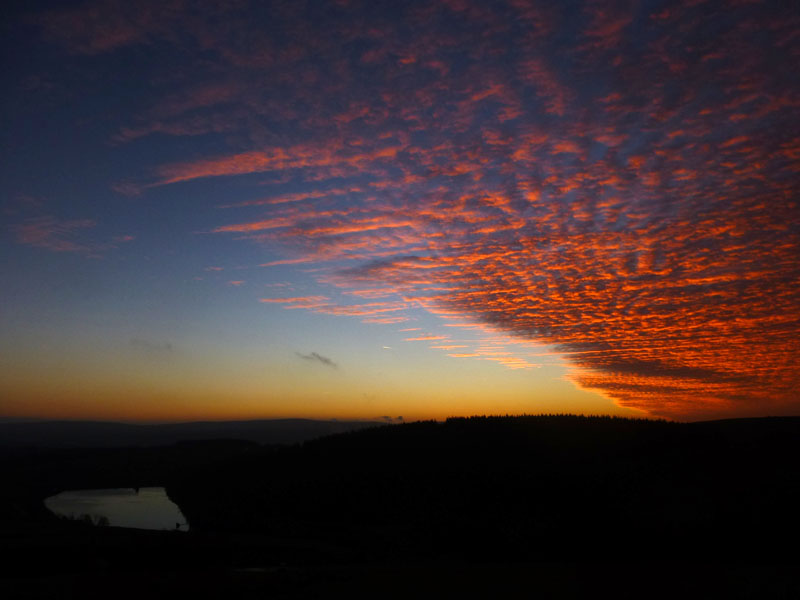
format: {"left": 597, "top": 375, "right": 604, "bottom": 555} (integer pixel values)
{"left": 2, "top": 0, "right": 798, "bottom": 422}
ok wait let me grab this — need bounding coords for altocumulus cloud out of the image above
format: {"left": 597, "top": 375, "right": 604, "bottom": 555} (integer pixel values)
{"left": 43, "top": 0, "right": 798, "bottom": 419}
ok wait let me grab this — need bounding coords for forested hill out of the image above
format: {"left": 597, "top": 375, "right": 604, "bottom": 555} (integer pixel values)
{"left": 168, "top": 415, "right": 800, "bottom": 560}
{"left": 0, "top": 418, "right": 383, "bottom": 448}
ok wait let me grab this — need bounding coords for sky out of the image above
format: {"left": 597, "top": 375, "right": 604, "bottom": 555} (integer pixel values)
{"left": 1, "top": 0, "right": 798, "bottom": 423}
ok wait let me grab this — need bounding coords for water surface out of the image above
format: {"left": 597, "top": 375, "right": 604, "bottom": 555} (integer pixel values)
{"left": 44, "top": 487, "right": 189, "bottom": 531}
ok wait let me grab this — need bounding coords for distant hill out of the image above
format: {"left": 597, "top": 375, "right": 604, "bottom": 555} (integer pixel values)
{"left": 0, "top": 418, "right": 384, "bottom": 448}
{"left": 4, "top": 416, "right": 799, "bottom": 600}
{"left": 167, "top": 414, "right": 800, "bottom": 560}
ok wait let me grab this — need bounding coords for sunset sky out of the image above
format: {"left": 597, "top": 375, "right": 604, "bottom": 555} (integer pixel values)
{"left": 1, "top": 0, "right": 798, "bottom": 422}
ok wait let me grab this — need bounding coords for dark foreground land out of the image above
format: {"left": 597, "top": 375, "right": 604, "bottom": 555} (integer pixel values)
{"left": 2, "top": 415, "right": 799, "bottom": 598}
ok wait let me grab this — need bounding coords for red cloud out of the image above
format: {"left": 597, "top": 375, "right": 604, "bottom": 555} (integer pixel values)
{"left": 108, "top": 0, "right": 799, "bottom": 419}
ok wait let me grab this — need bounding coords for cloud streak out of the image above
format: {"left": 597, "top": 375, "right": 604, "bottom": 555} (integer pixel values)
{"left": 296, "top": 352, "right": 338, "bottom": 369}
{"left": 130, "top": 338, "right": 174, "bottom": 357}
{"left": 12, "top": 216, "right": 97, "bottom": 253}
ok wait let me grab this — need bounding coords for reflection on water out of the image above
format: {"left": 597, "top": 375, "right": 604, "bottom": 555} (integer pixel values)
{"left": 44, "top": 487, "right": 189, "bottom": 531}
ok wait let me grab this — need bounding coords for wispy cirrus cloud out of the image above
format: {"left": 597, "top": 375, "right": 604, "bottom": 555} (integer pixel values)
{"left": 297, "top": 351, "right": 337, "bottom": 369}
{"left": 11, "top": 215, "right": 104, "bottom": 255}
{"left": 11, "top": 214, "right": 134, "bottom": 256}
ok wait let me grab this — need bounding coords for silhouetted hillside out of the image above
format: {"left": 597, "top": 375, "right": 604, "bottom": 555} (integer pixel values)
{"left": 0, "top": 418, "right": 382, "bottom": 448}
{"left": 168, "top": 415, "right": 800, "bottom": 561}
{"left": 2, "top": 415, "right": 799, "bottom": 598}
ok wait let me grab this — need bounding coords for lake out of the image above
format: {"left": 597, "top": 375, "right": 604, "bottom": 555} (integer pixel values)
{"left": 44, "top": 487, "right": 190, "bottom": 531}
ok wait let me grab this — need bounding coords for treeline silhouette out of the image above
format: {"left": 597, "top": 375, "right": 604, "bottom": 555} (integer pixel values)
{"left": 0, "top": 418, "right": 380, "bottom": 448}
{"left": 167, "top": 415, "right": 800, "bottom": 561}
